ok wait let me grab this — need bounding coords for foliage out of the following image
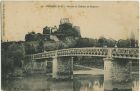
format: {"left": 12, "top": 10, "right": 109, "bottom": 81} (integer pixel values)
{"left": 37, "top": 40, "right": 44, "bottom": 53}
{"left": 97, "top": 37, "right": 116, "bottom": 47}
{"left": 117, "top": 39, "right": 131, "bottom": 48}
{"left": 25, "top": 32, "right": 36, "bottom": 41}
{"left": 130, "top": 38, "right": 136, "bottom": 47}
{"left": 97, "top": 37, "right": 107, "bottom": 47}
{"left": 76, "top": 38, "right": 97, "bottom": 47}
{"left": 25, "top": 44, "right": 34, "bottom": 54}
{"left": 43, "top": 26, "right": 51, "bottom": 34}
{"left": 1, "top": 42, "right": 25, "bottom": 77}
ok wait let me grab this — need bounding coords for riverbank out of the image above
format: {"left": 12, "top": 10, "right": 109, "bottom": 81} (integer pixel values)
{"left": 74, "top": 68, "right": 104, "bottom": 75}
{"left": 73, "top": 65, "right": 138, "bottom": 75}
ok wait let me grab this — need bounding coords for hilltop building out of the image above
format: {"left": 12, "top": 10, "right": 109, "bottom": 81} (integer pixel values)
{"left": 25, "top": 18, "right": 81, "bottom": 41}
{"left": 51, "top": 26, "right": 58, "bottom": 33}
{"left": 60, "top": 18, "right": 70, "bottom": 25}
{"left": 73, "top": 26, "right": 81, "bottom": 37}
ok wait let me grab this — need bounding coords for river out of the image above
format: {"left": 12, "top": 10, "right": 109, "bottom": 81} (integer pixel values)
{"left": 2, "top": 69, "right": 139, "bottom": 91}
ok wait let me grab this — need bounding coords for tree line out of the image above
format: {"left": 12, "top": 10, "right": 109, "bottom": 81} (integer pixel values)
{"left": 76, "top": 37, "right": 138, "bottom": 48}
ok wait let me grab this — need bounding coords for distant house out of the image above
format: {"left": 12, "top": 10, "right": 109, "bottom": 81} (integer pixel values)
{"left": 43, "top": 26, "right": 51, "bottom": 40}
{"left": 60, "top": 18, "right": 70, "bottom": 25}
{"left": 51, "top": 26, "right": 58, "bottom": 33}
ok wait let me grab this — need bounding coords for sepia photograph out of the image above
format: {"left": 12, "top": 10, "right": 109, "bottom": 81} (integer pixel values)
{"left": 1, "top": 1, "right": 139, "bottom": 91}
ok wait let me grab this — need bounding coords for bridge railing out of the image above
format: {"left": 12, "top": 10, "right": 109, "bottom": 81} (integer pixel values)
{"left": 111, "top": 48, "right": 139, "bottom": 59}
{"left": 57, "top": 48, "right": 108, "bottom": 57}
{"left": 26, "top": 48, "right": 139, "bottom": 60}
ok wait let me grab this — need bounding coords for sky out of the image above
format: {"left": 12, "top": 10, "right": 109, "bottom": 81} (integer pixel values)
{"left": 1, "top": 1, "right": 139, "bottom": 41}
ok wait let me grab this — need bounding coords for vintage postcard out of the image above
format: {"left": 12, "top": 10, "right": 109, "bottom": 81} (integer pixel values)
{"left": 1, "top": 1, "right": 139, "bottom": 91}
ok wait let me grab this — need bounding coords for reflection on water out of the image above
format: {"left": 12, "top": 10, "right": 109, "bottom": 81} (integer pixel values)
{"left": 2, "top": 75, "right": 73, "bottom": 91}
{"left": 132, "top": 80, "right": 139, "bottom": 91}
{"left": 2, "top": 74, "right": 139, "bottom": 91}
{"left": 73, "top": 75, "right": 104, "bottom": 91}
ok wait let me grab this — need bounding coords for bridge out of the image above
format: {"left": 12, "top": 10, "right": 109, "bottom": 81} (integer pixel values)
{"left": 24, "top": 47, "right": 139, "bottom": 90}
{"left": 27, "top": 48, "right": 139, "bottom": 60}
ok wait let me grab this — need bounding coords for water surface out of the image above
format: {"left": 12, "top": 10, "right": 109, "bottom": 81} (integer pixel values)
{"left": 2, "top": 73, "right": 138, "bottom": 91}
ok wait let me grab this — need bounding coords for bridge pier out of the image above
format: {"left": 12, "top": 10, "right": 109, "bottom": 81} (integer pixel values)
{"left": 52, "top": 57, "right": 58, "bottom": 79}
{"left": 104, "top": 58, "right": 132, "bottom": 91}
{"left": 52, "top": 57, "right": 73, "bottom": 79}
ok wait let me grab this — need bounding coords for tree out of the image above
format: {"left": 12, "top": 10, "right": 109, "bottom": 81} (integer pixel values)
{"left": 25, "top": 43, "right": 36, "bottom": 54}
{"left": 25, "top": 32, "right": 36, "bottom": 41}
{"left": 37, "top": 41, "right": 44, "bottom": 53}
{"left": 130, "top": 32, "right": 136, "bottom": 48}
{"left": 97, "top": 37, "right": 107, "bottom": 47}
{"left": 7, "top": 43, "right": 24, "bottom": 68}
{"left": 1, "top": 42, "right": 25, "bottom": 77}
{"left": 35, "top": 33, "right": 43, "bottom": 41}
{"left": 106, "top": 39, "right": 116, "bottom": 47}
{"left": 76, "top": 38, "right": 96, "bottom": 47}
{"left": 43, "top": 26, "right": 51, "bottom": 34}
{"left": 117, "top": 39, "right": 131, "bottom": 48}
{"left": 130, "top": 38, "right": 135, "bottom": 48}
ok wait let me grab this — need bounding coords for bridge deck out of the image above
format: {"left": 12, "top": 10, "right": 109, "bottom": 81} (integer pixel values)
{"left": 26, "top": 48, "right": 139, "bottom": 60}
